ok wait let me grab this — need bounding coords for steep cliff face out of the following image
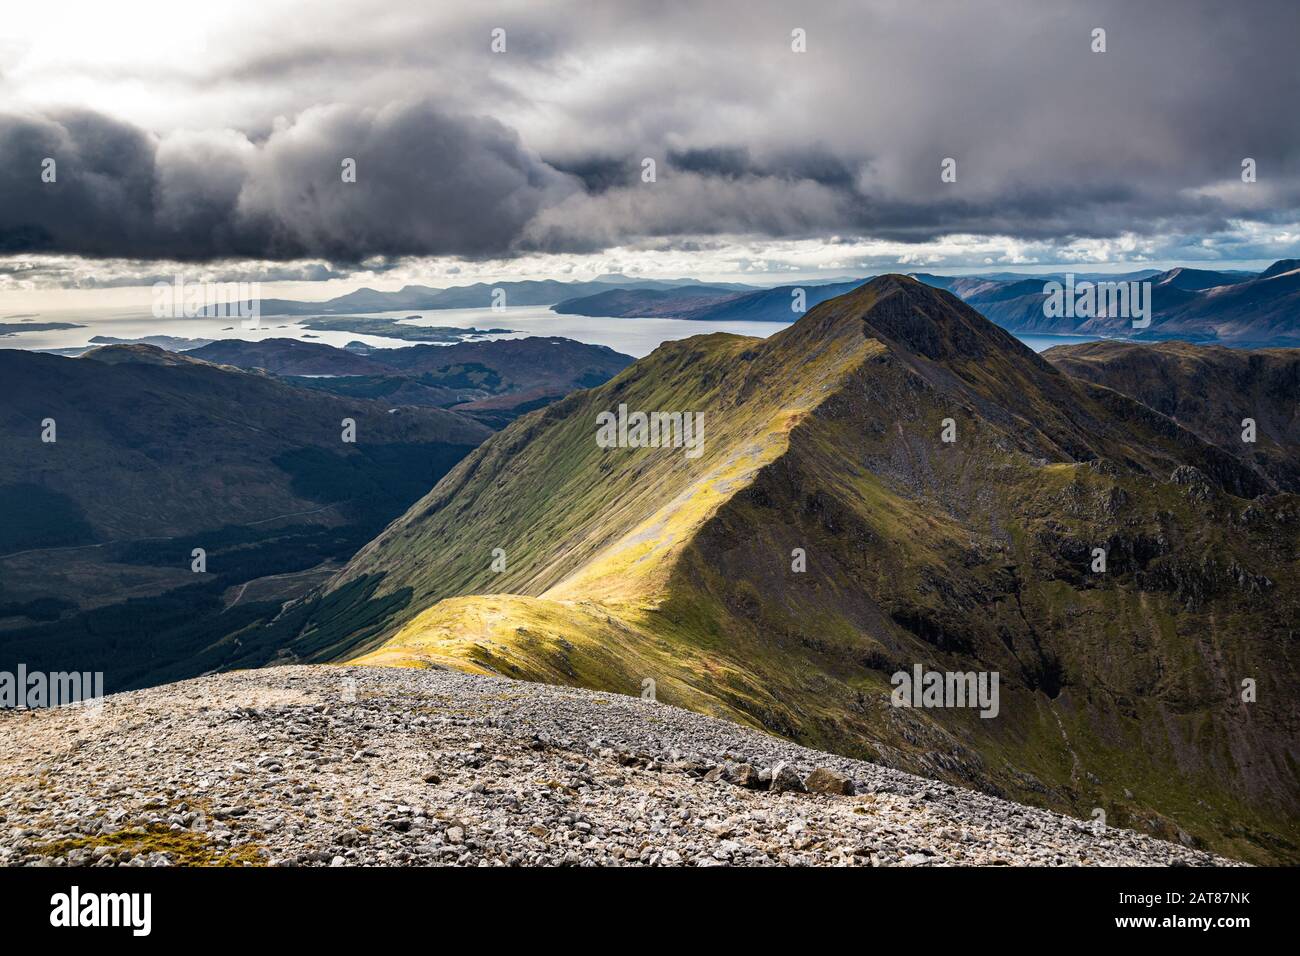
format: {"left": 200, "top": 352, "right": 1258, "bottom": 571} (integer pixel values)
{"left": 300, "top": 276, "right": 1297, "bottom": 863}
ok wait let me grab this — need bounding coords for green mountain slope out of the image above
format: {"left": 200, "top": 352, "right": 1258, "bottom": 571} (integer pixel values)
{"left": 300, "top": 276, "right": 1296, "bottom": 862}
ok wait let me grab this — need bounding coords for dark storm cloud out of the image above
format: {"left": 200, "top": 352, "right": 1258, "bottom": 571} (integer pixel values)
{"left": 0, "top": 111, "right": 157, "bottom": 255}
{"left": 0, "top": 102, "right": 577, "bottom": 262}
{"left": 233, "top": 102, "right": 576, "bottom": 260}
{"left": 663, "top": 147, "right": 856, "bottom": 189}
{"left": 1, "top": 0, "right": 1298, "bottom": 263}
{"left": 529, "top": 154, "right": 633, "bottom": 195}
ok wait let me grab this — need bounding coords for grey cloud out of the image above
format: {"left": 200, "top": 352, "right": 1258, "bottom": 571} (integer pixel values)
{"left": 0, "top": 0, "right": 1298, "bottom": 265}
{"left": 519, "top": 0, "right": 1300, "bottom": 249}
{"left": 664, "top": 147, "right": 856, "bottom": 190}
{"left": 0, "top": 111, "right": 158, "bottom": 255}
{"left": 235, "top": 102, "right": 576, "bottom": 260}
{"left": 0, "top": 101, "right": 577, "bottom": 262}
{"left": 545, "top": 155, "right": 637, "bottom": 195}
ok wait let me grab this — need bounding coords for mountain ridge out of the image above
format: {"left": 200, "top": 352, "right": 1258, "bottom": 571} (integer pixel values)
{"left": 285, "top": 275, "right": 1298, "bottom": 862}
{"left": 1044, "top": 340, "right": 1300, "bottom": 492}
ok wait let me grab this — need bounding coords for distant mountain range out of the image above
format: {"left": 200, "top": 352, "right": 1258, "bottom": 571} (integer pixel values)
{"left": 213, "top": 275, "right": 758, "bottom": 317}
{"left": 556, "top": 279, "right": 869, "bottom": 321}
{"left": 549, "top": 261, "right": 1300, "bottom": 347}
{"left": 269, "top": 276, "right": 1297, "bottom": 862}
{"left": 193, "top": 260, "right": 1300, "bottom": 347}
{"left": 911, "top": 261, "right": 1300, "bottom": 345}
{"left": 551, "top": 285, "right": 742, "bottom": 318}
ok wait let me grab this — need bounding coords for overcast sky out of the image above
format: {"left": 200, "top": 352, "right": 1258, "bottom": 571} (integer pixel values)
{"left": 2, "top": 0, "right": 1298, "bottom": 303}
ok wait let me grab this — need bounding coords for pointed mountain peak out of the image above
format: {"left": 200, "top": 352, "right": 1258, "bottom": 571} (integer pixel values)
{"left": 1259, "top": 258, "right": 1300, "bottom": 279}
{"left": 780, "top": 272, "right": 1035, "bottom": 364}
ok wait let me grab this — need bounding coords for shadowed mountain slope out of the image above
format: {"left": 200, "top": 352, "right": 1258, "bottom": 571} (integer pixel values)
{"left": 1045, "top": 340, "right": 1300, "bottom": 493}
{"left": 0, "top": 346, "right": 493, "bottom": 690}
{"left": 189, "top": 336, "right": 634, "bottom": 422}
{"left": 0, "top": 346, "right": 488, "bottom": 543}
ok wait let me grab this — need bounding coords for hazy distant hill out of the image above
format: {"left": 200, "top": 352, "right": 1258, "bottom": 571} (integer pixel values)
{"left": 915, "top": 261, "right": 1300, "bottom": 346}
{"left": 213, "top": 275, "right": 757, "bottom": 317}
{"left": 674, "top": 279, "right": 870, "bottom": 322}
{"left": 553, "top": 285, "right": 742, "bottom": 317}
{"left": 553, "top": 278, "right": 870, "bottom": 323}
{"left": 188, "top": 338, "right": 393, "bottom": 375}
{"left": 1151, "top": 266, "right": 1249, "bottom": 291}
{"left": 79, "top": 342, "right": 215, "bottom": 367}
{"left": 277, "top": 276, "right": 1298, "bottom": 862}
{"left": 549, "top": 263, "right": 1298, "bottom": 346}
{"left": 190, "top": 336, "right": 634, "bottom": 421}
